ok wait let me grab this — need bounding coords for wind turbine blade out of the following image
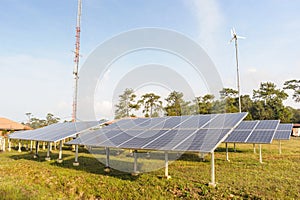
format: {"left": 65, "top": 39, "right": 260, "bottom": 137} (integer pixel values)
{"left": 232, "top": 27, "right": 236, "bottom": 35}
{"left": 237, "top": 36, "right": 246, "bottom": 39}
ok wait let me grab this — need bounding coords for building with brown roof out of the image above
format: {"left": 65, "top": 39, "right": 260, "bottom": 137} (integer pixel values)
{"left": 0, "top": 117, "right": 32, "bottom": 136}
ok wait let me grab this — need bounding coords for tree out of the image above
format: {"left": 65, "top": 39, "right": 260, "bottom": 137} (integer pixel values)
{"left": 138, "top": 93, "right": 163, "bottom": 117}
{"left": 114, "top": 88, "right": 139, "bottom": 119}
{"left": 219, "top": 88, "right": 239, "bottom": 113}
{"left": 252, "top": 82, "right": 289, "bottom": 120}
{"left": 194, "top": 94, "right": 215, "bottom": 114}
{"left": 164, "top": 91, "right": 190, "bottom": 116}
{"left": 284, "top": 79, "right": 300, "bottom": 103}
{"left": 46, "top": 113, "right": 60, "bottom": 125}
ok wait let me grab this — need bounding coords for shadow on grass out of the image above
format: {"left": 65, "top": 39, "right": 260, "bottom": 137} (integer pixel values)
{"left": 51, "top": 156, "right": 139, "bottom": 181}
{"left": 215, "top": 147, "right": 243, "bottom": 153}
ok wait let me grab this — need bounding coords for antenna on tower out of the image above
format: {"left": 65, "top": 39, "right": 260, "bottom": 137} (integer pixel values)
{"left": 229, "top": 27, "right": 246, "bottom": 113}
{"left": 72, "top": 0, "right": 82, "bottom": 122}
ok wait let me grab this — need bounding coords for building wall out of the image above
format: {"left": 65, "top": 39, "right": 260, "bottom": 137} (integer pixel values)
{"left": 292, "top": 128, "right": 300, "bottom": 136}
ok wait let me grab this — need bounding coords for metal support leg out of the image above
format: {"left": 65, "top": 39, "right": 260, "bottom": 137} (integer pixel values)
{"left": 45, "top": 142, "right": 51, "bottom": 161}
{"left": 18, "top": 141, "right": 22, "bottom": 152}
{"left": 209, "top": 152, "right": 216, "bottom": 187}
{"left": 279, "top": 140, "right": 282, "bottom": 154}
{"left": 165, "top": 151, "right": 171, "bottom": 179}
{"left": 42, "top": 142, "right": 46, "bottom": 150}
{"left": 226, "top": 143, "right": 229, "bottom": 162}
{"left": 104, "top": 147, "right": 111, "bottom": 172}
{"left": 253, "top": 144, "right": 256, "bottom": 154}
{"left": 259, "top": 144, "right": 262, "bottom": 163}
{"left": 73, "top": 145, "right": 79, "bottom": 166}
{"left": 8, "top": 138, "right": 11, "bottom": 152}
{"left": 34, "top": 141, "right": 39, "bottom": 158}
{"left": 132, "top": 150, "right": 139, "bottom": 176}
{"left": 57, "top": 140, "right": 63, "bottom": 163}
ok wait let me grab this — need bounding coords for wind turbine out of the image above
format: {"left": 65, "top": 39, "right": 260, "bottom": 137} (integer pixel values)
{"left": 230, "top": 28, "right": 245, "bottom": 113}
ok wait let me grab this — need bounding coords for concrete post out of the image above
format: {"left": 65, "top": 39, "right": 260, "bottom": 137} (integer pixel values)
{"left": 73, "top": 145, "right": 79, "bottom": 166}
{"left": 57, "top": 140, "right": 63, "bottom": 163}
{"left": 164, "top": 151, "right": 171, "bottom": 179}
{"left": 8, "top": 138, "right": 11, "bottom": 152}
{"left": 259, "top": 144, "right": 262, "bottom": 163}
{"left": 45, "top": 142, "right": 51, "bottom": 161}
{"left": 18, "top": 141, "right": 22, "bottom": 152}
{"left": 34, "top": 141, "right": 39, "bottom": 158}
{"left": 226, "top": 143, "right": 229, "bottom": 162}
{"left": 2, "top": 138, "right": 5, "bottom": 152}
{"left": 209, "top": 152, "right": 216, "bottom": 187}
{"left": 132, "top": 150, "right": 139, "bottom": 176}
{"left": 104, "top": 147, "right": 111, "bottom": 172}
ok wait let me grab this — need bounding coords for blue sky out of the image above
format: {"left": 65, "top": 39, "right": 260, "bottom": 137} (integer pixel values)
{"left": 1, "top": 0, "right": 299, "bottom": 122}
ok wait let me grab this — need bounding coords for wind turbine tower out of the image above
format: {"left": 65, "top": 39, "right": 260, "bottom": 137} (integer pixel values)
{"left": 230, "top": 28, "right": 245, "bottom": 113}
{"left": 72, "top": 0, "right": 82, "bottom": 122}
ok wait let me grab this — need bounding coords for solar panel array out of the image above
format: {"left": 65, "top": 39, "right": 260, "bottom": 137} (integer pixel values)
{"left": 224, "top": 120, "right": 280, "bottom": 144}
{"left": 9, "top": 121, "right": 102, "bottom": 142}
{"left": 273, "top": 124, "right": 293, "bottom": 140}
{"left": 67, "top": 112, "right": 247, "bottom": 153}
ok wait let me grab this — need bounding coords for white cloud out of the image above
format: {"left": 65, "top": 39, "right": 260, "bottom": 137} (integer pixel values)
{"left": 184, "top": 0, "right": 224, "bottom": 52}
{"left": 94, "top": 100, "right": 113, "bottom": 120}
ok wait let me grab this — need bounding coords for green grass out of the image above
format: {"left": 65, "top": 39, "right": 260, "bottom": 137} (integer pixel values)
{"left": 0, "top": 138, "right": 300, "bottom": 199}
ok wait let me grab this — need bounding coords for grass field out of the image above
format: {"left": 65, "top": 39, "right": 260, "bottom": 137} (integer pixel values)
{"left": 0, "top": 138, "right": 299, "bottom": 199}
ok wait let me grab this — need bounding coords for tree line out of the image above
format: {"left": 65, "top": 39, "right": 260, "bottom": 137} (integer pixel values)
{"left": 114, "top": 80, "right": 300, "bottom": 123}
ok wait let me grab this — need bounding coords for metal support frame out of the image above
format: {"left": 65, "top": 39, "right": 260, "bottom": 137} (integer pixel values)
{"left": 279, "top": 140, "right": 282, "bottom": 154}
{"left": 226, "top": 143, "right": 229, "bottom": 161}
{"left": 209, "top": 151, "right": 216, "bottom": 187}
{"left": 57, "top": 140, "right": 63, "bottom": 163}
{"left": 8, "top": 138, "right": 11, "bottom": 152}
{"left": 259, "top": 144, "right": 262, "bottom": 163}
{"left": 45, "top": 142, "right": 51, "bottom": 161}
{"left": 164, "top": 151, "right": 171, "bottom": 179}
{"left": 253, "top": 144, "right": 256, "bottom": 153}
{"left": 49, "top": 142, "right": 52, "bottom": 151}
{"left": 73, "top": 144, "right": 79, "bottom": 166}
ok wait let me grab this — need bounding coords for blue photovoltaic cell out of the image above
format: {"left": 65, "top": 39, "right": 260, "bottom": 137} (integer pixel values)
{"left": 203, "top": 113, "right": 247, "bottom": 128}
{"left": 174, "top": 129, "right": 230, "bottom": 152}
{"left": 235, "top": 121, "right": 259, "bottom": 130}
{"left": 144, "top": 129, "right": 196, "bottom": 150}
{"left": 224, "top": 130, "right": 252, "bottom": 143}
{"left": 273, "top": 124, "right": 292, "bottom": 140}
{"left": 276, "top": 124, "right": 293, "bottom": 131}
{"left": 255, "top": 120, "right": 279, "bottom": 130}
{"left": 273, "top": 131, "right": 291, "bottom": 140}
{"left": 67, "top": 113, "right": 247, "bottom": 153}
{"left": 246, "top": 130, "right": 275, "bottom": 143}
{"left": 118, "top": 130, "right": 168, "bottom": 149}
{"left": 9, "top": 121, "right": 102, "bottom": 142}
{"left": 177, "top": 115, "right": 212, "bottom": 129}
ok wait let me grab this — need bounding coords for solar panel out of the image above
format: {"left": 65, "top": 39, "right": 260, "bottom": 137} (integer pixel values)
{"left": 224, "top": 120, "right": 280, "bottom": 144}
{"left": 9, "top": 121, "right": 102, "bottom": 142}
{"left": 273, "top": 124, "right": 293, "bottom": 140}
{"left": 67, "top": 112, "right": 248, "bottom": 153}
